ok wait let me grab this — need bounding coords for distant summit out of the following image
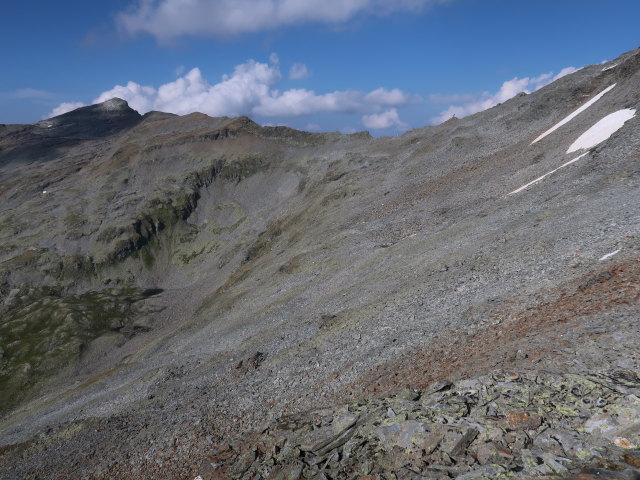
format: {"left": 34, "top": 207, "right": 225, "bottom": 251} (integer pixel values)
{"left": 96, "top": 97, "right": 131, "bottom": 112}
{"left": 42, "top": 97, "right": 142, "bottom": 136}
{"left": 41, "top": 97, "right": 140, "bottom": 122}
{"left": 0, "top": 99, "right": 142, "bottom": 165}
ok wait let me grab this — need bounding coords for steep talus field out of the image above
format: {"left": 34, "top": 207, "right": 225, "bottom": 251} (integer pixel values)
{"left": 0, "top": 49, "right": 639, "bottom": 479}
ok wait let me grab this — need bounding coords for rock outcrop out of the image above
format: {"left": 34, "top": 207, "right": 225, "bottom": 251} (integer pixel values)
{"left": 205, "top": 371, "right": 640, "bottom": 479}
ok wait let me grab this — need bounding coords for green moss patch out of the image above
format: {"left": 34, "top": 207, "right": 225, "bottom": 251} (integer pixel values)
{"left": 94, "top": 154, "right": 266, "bottom": 265}
{"left": 0, "top": 286, "right": 156, "bottom": 414}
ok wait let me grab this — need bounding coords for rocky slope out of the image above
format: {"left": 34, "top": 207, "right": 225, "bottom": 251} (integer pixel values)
{"left": 0, "top": 48, "right": 639, "bottom": 479}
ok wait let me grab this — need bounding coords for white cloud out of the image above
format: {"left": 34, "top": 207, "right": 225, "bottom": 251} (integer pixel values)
{"left": 49, "top": 58, "right": 420, "bottom": 123}
{"left": 94, "top": 81, "right": 158, "bottom": 114}
{"left": 117, "top": 0, "right": 450, "bottom": 41}
{"left": 47, "top": 102, "right": 87, "bottom": 118}
{"left": 364, "top": 87, "right": 420, "bottom": 105}
{"left": 362, "top": 108, "right": 407, "bottom": 130}
{"left": 253, "top": 86, "right": 419, "bottom": 117}
{"left": 552, "top": 66, "right": 578, "bottom": 81}
{"left": 431, "top": 66, "right": 578, "bottom": 124}
{"left": 289, "top": 62, "right": 309, "bottom": 80}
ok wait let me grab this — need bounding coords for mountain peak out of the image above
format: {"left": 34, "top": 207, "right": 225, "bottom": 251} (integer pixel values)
{"left": 96, "top": 97, "right": 131, "bottom": 112}
{"left": 0, "top": 98, "right": 145, "bottom": 165}
{"left": 44, "top": 97, "right": 140, "bottom": 122}
{"left": 37, "top": 97, "right": 143, "bottom": 140}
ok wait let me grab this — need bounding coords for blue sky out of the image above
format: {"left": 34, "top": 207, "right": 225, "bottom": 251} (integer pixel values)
{"left": 2, "top": 0, "right": 639, "bottom": 134}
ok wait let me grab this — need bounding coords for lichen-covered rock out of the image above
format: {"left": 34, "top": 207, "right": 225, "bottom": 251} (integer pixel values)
{"left": 198, "top": 371, "right": 640, "bottom": 479}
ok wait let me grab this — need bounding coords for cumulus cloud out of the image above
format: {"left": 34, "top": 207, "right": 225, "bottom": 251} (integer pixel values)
{"left": 252, "top": 86, "right": 418, "bottom": 117}
{"left": 94, "top": 81, "right": 158, "bottom": 114}
{"left": 289, "top": 62, "right": 309, "bottom": 80}
{"left": 431, "top": 66, "right": 578, "bottom": 124}
{"left": 47, "top": 102, "right": 87, "bottom": 118}
{"left": 117, "top": 0, "right": 450, "bottom": 41}
{"left": 552, "top": 66, "right": 578, "bottom": 81}
{"left": 48, "top": 58, "right": 420, "bottom": 126}
{"left": 364, "top": 87, "right": 420, "bottom": 106}
{"left": 95, "top": 62, "right": 280, "bottom": 117}
{"left": 362, "top": 108, "right": 407, "bottom": 130}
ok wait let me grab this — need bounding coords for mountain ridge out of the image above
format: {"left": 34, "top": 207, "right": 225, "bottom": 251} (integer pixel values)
{"left": 0, "top": 48, "right": 639, "bottom": 479}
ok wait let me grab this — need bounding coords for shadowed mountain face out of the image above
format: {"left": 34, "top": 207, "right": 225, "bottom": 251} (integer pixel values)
{"left": 0, "top": 98, "right": 143, "bottom": 166}
{"left": 0, "top": 50, "right": 639, "bottom": 479}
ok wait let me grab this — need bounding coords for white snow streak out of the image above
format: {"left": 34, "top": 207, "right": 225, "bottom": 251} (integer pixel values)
{"left": 531, "top": 84, "right": 616, "bottom": 145}
{"left": 602, "top": 64, "right": 618, "bottom": 72}
{"left": 567, "top": 108, "right": 636, "bottom": 153}
{"left": 507, "top": 152, "right": 589, "bottom": 195}
{"left": 599, "top": 249, "right": 620, "bottom": 261}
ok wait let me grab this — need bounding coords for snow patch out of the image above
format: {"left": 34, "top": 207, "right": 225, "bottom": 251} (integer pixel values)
{"left": 602, "top": 64, "right": 618, "bottom": 72}
{"left": 599, "top": 249, "right": 620, "bottom": 261}
{"left": 567, "top": 108, "right": 636, "bottom": 153}
{"left": 531, "top": 84, "right": 616, "bottom": 145}
{"left": 507, "top": 152, "right": 589, "bottom": 195}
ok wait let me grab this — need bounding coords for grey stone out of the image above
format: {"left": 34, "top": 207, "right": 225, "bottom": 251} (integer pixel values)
{"left": 449, "top": 428, "right": 478, "bottom": 456}
{"left": 541, "top": 452, "right": 570, "bottom": 474}
{"left": 376, "top": 420, "right": 430, "bottom": 450}
{"left": 425, "top": 380, "right": 453, "bottom": 395}
{"left": 455, "top": 465, "right": 509, "bottom": 479}
{"left": 584, "top": 412, "right": 620, "bottom": 436}
{"left": 396, "top": 388, "right": 421, "bottom": 402}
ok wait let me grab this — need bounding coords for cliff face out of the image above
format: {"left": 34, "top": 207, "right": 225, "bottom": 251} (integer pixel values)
{"left": 0, "top": 49, "right": 639, "bottom": 479}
